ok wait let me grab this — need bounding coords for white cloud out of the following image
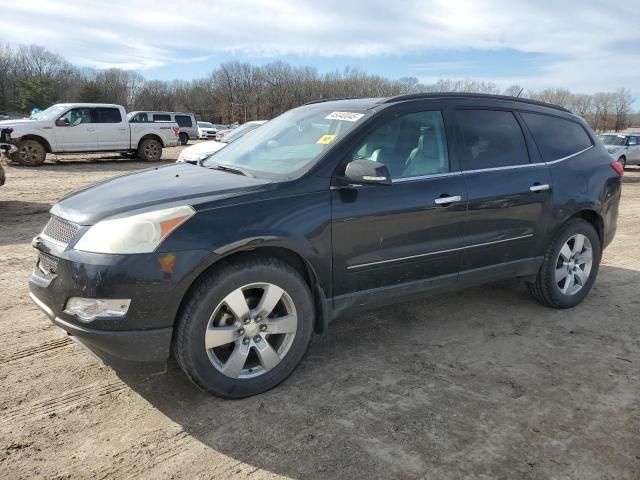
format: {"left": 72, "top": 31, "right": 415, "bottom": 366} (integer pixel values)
{"left": 1, "top": 0, "right": 639, "bottom": 94}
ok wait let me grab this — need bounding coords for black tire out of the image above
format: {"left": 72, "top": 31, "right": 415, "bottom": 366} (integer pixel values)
{"left": 527, "top": 219, "right": 601, "bottom": 308}
{"left": 173, "top": 257, "right": 315, "bottom": 398}
{"left": 11, "top": 139, "right": 46, "bottom": 166}
{"left": 179, "top": 133, "right": 189, "bottom": 145}
{"left": 617, "top": 156, "right": 626, "bottom": 169}
{"left": 137, "top": 138, "right": 162, "bottom": 161}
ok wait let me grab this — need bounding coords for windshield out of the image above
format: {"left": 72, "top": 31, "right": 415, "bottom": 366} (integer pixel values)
{"left": 221, "top": 122, "right": 263, "bottom": 143}
{"left": 31, "top": 105, "right": 68, "bottom": 120}
{"left": 203, "top": 107, "right": 368, "bottom": 179}
{"left": 600, "top": 135, "right": 626, "bottom": 146}
{"left": 198, "top": 122, "right": 213, "bottom": 128}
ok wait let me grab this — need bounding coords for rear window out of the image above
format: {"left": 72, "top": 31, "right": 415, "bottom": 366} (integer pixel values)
{"left": 520, "top": 112, "right": 592, "bottom": 161}
{"left": 175, "top": 115, "right": 193, "bottom": 127}
{"left": 153, "top": 114, "right": 171, "bottom": 122}
{"left": 95, "top": 108, "right": 122, "bottom": 123}
{"left": 455, "top": 109, "right": 529, "bottom": 170}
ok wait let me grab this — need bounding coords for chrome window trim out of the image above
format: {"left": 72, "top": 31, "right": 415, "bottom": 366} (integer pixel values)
{"left": 347, "top": 234, "right": 534, "bottom": 270}
{"left": 335, "top": 145, "right": 593, "bottom": 188}
{"left": 545, "top": 145, "right": 593, "bottom": 164}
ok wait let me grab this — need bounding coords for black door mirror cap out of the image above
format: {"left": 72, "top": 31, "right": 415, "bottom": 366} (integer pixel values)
{"left": 345, "top": 159, "right": 392, "bottom": 186}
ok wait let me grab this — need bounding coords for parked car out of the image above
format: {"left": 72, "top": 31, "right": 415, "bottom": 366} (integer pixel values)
{"left": 29, "top": 93, "right": 621, "bottom": 398}
{"left": 0, "top": 103, "right": 180, "bottom": 166}
{"left": 177, "top": 120, "right": 267, "bottom": 164}
{"left": 599, "top": 133, "right": 640, "bottom": 168}
{"left": 128, "top": 111, "right": 197, "bottom": 145}
{"left": 197, "top": 122, "right": 227, "bottom": 140}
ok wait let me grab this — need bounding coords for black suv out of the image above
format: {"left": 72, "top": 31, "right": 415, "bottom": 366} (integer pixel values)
{"left": 29, "top": 93, "right": 622, "bottom": 398}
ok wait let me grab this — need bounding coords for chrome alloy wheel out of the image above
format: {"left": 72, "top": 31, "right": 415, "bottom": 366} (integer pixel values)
{"left": 205, "top": 283, "right": 297, "bottom": 379}
{"left": 555, "top": 233, "right": 593, "bottom": 296}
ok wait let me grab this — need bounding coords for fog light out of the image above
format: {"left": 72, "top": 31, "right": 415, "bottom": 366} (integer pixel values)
{"left": 64, "top": 298, "right": 131, "bottom": 323}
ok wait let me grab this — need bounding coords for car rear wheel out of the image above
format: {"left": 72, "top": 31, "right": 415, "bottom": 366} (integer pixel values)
{"left": 137, "top": 138, "right": 162, "bottom": 161}
{"left": 527, "top": 219, "right": 601, "bottom": 308}
{"left": 11, "top": 139, "right": 46, "bottom": 166}
{"left": 173, "top": 257, "right": 314, "bottom": 398}
{"left": 617, "top": 156, "right": 626, "bottom": 169}
{"left": 179, "top": 133, "right": 188, "bottom": 145}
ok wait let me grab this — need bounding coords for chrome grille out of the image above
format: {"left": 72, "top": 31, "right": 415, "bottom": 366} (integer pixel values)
{"left": 36, "top": 252, "right": 59, "bottom": 278}
{"left": 42, "top": 216, "right": 79, "bottom": 246}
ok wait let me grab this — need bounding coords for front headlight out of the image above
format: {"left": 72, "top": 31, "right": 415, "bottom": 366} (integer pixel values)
{"left": 73, "top": 206, "right": 195, "bottom": 254}
{"left": 607, "top": 148, "right": 619, "bottom": 154}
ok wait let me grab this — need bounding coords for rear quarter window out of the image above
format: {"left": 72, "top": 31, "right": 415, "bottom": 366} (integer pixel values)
{"left": 520, "top": 112, "right": 592, "bottom": 161}
{"left": 175, "top": 115, "right": 193, "bottom": 127}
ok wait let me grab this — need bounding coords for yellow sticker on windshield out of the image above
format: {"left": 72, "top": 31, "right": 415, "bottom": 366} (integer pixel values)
{"left": 316, "top": 134, "right": 337, "bottom": 145}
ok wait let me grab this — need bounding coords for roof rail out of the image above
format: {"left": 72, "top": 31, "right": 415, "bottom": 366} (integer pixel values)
{"left": 379, "top": 92, "right": 572, "bottom": 113}
{"left": 303, "top": 97, "right": 354, "bottom": 106}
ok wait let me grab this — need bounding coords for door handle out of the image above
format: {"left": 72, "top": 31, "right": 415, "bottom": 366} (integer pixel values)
{"left": 86, "top": 127, "right": 96, "bottom": 131}
{"left": 529, "top": 184, "right": 550, "bottom": 192}
{"left": 434, "top": 195, "right": 462, "bottom": 205}
{"left": 118, "top": 128, "right": 127, "bottom": 131}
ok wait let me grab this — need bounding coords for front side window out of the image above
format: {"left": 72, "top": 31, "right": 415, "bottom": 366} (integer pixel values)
{"left": 351, "top": 110, "right": 449, "bottom": 179}
{"left": 455, "top": 110, "right": 529, "bottom": 170}
{"left": 153, "top": 114, "right": 171, "bottom": 122}
{"left": 96, "top": 108, "right": 122, "bottom": 123}
{"left": 202, "top": 106, "right": 368, "bottom": 180}
{"left": 175, "top": 115, "right": 193, "bottom": 127}
{"left": 521, "top": 112, "right": 592, "bottom": 161}
{"left": 58, "top": 108, "right": 93, "bottom": 126}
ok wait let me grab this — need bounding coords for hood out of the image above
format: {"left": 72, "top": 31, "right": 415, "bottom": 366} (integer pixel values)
{"left": 177, "top": 141, "right": 226, "bottom": 162}
{"left": 51, "top": 163, "right": 271, "bottom": 225}
{"left": 0, "top": 118, "right": 48, "bottom": 133}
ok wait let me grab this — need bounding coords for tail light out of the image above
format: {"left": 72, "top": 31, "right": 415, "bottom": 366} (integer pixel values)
{"left": 172, "top": 127, "right": 180, "bottom": 137}
{"left": 610, "top": 161, "right": 624, "bottom": 177}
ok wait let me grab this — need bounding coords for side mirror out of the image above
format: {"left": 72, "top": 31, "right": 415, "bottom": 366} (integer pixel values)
{"left": 55, "top": 118, "right": 70, "bottom": 127}
{"left": 344, "top": 159, "right": 392, "bottom": 186}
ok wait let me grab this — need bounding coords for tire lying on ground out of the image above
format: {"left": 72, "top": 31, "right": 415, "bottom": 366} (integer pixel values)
{"left": 137, "top": 138, "right": 163, "bottom": 161}
{"left": 10, "top": 139, "right": 47, "bottom": 166}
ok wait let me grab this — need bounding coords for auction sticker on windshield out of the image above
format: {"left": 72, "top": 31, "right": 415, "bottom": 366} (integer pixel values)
{"left": 316, "top": 134, "right": 337, "bottom": 145}
{"left": 325, "top": 112, "right": 365, "bottom": 122}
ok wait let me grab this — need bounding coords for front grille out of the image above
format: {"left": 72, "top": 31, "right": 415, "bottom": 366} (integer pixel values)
{"left": 42, "top": 216, "right": 79, "bottom": 246}
{"left": 36, "top": 252, "right": 59, "bottom": 279}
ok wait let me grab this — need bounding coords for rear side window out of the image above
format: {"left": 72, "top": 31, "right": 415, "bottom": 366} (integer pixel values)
{"left": 130, "top": 112, "right": 148, "bottom": 123}
{"left": 175, "top": 115, "right": 193, "bottom": 127}
{"left": 520, "top": 112, "right": 592, "bottom": 161}
{"left": 95, "top": 108, "right": 122, "bottom": 123}
{"left": 455, "top": 110, "right": 529, "bottom": 170}
{"left": 153, "top": 114, "right": 171, "bottom": 122}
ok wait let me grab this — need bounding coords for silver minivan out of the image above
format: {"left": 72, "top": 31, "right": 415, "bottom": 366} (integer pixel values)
{"left": 128, "top": 111, "right": 198, "bottom": 145}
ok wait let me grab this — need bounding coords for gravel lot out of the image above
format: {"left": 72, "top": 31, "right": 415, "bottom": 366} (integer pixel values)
{"left": 0, "top": 145, "right": 638, "bottom": 479}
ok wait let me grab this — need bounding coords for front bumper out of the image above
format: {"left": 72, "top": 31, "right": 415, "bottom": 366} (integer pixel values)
{"left": 28, "top": 239, "right": 211, "bottom": 373}
{"left": 199, "top": 131, "right": 217, "bottom": 139}
{"left": 31, "top": 292, "right": 172, "bottom": 373}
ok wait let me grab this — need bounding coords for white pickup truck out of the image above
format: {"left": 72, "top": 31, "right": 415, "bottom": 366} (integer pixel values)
{"left": 0, "top": 103, "right": 180, "bottom": 166}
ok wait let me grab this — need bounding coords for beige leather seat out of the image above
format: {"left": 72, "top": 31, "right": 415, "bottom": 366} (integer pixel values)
{"left": 402, "top": 129, "right": 442, "bottom": 177}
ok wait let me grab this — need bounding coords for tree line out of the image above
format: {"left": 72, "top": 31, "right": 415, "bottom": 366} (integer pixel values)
{"left": 0, "top": 44, "right": 636, "bottom": 131}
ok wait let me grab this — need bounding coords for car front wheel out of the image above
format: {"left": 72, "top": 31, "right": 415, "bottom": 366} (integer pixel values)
{"left": 138, "top": 138, "right": 162, "bottom": 161}
{"left": 527, "top": 219, "right": 601, "bottom": 308}
{"left": 173, "top": 257, "right": 315, "bottom": 398}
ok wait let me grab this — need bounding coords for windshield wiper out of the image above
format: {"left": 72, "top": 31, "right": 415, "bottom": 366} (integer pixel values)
{"left": 208, "top": 163, "right": 253, "bottom": 177}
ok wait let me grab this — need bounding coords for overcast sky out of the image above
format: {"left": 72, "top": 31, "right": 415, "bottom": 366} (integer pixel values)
{"left": 2, "top": 0, "right": 639, "bottom": 97}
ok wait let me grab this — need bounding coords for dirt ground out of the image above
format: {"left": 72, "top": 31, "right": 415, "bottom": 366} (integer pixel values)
{"left": 0, "top": 145, "right": 638, "bottom": 480}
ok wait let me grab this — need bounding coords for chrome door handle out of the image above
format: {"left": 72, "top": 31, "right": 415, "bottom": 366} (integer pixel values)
{"left": 87, "top": 127, "right": 96, "bottom": 131}
{"left": 434, "top": 195, "right": 462, "bottom": 205}
{"left": 530, "top": 184, "right": 550, "bottom": 192}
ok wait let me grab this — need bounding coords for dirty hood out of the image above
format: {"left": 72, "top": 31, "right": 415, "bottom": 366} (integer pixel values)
{"left": 51, "top": 163, "right": 272, "bottom": 225}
